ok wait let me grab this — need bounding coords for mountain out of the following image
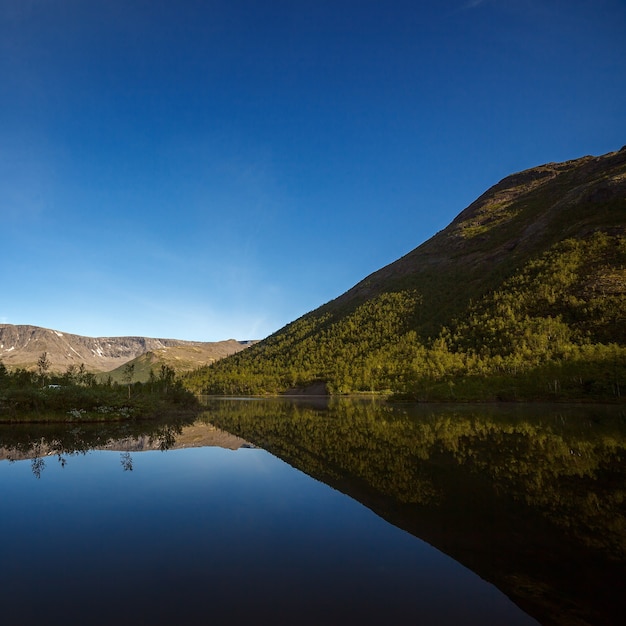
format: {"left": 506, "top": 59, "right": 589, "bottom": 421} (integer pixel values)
{"left": 185, "top": 147, "right": 626, "bottom": 400}
{"left": 0, "top": 324, "right": 252, "bottom": 376}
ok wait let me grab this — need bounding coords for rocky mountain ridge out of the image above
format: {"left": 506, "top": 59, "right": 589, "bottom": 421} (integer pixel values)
{"left": 0, "top": 324, "right": 250, "bottom": 373}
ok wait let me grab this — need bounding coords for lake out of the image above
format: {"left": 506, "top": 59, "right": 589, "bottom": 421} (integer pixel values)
{"left": 1, "top": 399, "right": 624, "bottom": 625}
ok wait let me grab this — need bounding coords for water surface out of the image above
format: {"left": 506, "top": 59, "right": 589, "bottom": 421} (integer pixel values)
{"left": 2, "top": 400, "right": 625, "bottom": 625}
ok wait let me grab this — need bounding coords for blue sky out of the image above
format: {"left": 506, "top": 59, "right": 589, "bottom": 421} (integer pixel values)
{"left": 1, "top": 0, "right": 625, "bottom": 341}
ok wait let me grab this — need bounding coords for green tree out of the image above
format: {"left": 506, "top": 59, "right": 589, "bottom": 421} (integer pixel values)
{"left": 159, "top": 364, "right": 176, "bottom": 394}
{"left": 63, "top": 364, "right": 79, "bottom": 385}
{"left": 37, "top": 352, "right": 51, "bottom": 387}
{"left": 122, "top": 362, "right": 135, "bottom": 398}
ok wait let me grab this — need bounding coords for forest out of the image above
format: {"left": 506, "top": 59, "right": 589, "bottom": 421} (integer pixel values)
{"left": 184, "top": 150, "right": 626, "bottom": 401}
{"left": 184, "top": 232, "right": 626, "bottom": 401}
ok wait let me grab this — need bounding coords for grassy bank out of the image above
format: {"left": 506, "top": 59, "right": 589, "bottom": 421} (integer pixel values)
{"left": 0, "top": 361, "right": 200, "bottom": 423}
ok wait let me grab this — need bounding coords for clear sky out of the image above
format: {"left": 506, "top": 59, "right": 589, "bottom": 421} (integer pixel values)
{"left": 1, "top": 0, "right": 625, "bottom": 341}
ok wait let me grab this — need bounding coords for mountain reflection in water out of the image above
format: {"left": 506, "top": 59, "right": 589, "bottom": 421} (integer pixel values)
{"left": 203, "top": 397, "right": 626, "bottom": 626}
{"left": 0, "top": 413, "right": 250, "bottom": 476}
{"left": 1, "top": 400, "right": 624, "bottom": 626}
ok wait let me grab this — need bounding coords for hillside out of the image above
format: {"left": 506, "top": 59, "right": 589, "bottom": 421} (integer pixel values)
{"left": 184, "top": 147, "right": 626, "bottom": 400}
{"left": 0, "top": 324, "right": 252, "bottom": 375}
{"left": 104, "top": 341, "right": 257, "bottom": 383}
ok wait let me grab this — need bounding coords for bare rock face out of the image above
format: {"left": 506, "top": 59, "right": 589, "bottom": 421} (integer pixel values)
{"left": 0, "top": 324, "right": 250, "bottom": 373}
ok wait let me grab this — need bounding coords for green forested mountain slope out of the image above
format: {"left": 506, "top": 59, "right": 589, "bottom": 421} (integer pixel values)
{"left": 185, "top": 147, "right": 626, "bottom": 400}
{"left": 100, "top": 340, "right": 255, "bottom": 383}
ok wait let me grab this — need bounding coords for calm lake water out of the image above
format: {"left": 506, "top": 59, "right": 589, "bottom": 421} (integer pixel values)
{"left": 1, "top": 399, "right": 624, "bottom": 626}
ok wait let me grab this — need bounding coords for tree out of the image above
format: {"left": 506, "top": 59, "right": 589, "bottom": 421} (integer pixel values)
{"left": 122, "top": 363, "right": 135, "bottom": 398}
{"left": 159, "top": 364, "right": 176, "bottom": 394}
{"left": 63, "top": 363, "right": 79, "bottom": 385}
{"left": 37, "top": 352, "right": 51, "bottom": 387}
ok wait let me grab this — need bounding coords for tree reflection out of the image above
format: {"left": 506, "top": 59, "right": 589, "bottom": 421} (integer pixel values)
{"left": 0, "top": 413, "right": 196, "bottom": 475}
{"left": 202, "top": 397, "right": 626, "bottom": 626}
{"left": 120, "top": 452, "right": 133, "bottom": 471}
{"left": 31, "top": 456, "right": 45, "bottom": 479}
{"left": 151, "top": 424, "right": 182, "bottom": 451}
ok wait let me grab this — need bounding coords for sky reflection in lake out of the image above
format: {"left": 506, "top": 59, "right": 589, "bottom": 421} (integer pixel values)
{"left": 0, "top": 440, "right": 536, "bottom": 626}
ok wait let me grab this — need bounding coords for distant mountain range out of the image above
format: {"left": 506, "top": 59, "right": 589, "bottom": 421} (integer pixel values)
{"left": 185, "top": 146, "right": 626, "bottom": 400}
{"left": 0, "top": 324, "right": 254, "bottom": 379}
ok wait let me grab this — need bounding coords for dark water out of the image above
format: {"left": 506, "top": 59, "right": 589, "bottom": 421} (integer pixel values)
{"left": 1, "top": 400, "right": 625, "bottom": 626}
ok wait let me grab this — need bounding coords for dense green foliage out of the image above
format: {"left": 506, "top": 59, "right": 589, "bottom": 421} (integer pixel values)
{"left": 184, "top": 150, "right": 626, "bottom": 401}
{"left": 0, "top": 358, "right": 200, "bottom": 422}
